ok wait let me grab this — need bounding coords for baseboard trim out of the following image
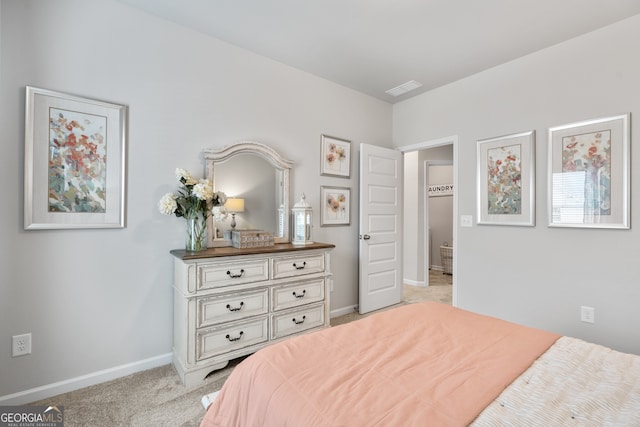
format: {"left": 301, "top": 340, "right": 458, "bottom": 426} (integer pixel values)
{"left": 403, "top": 278, "right": 426, "bottom": 287}
{"left": 330, "top": 305, "right": 358, "bottom": 318}
{"left": 0, "top": 352, "right": 173, "bottom": 405}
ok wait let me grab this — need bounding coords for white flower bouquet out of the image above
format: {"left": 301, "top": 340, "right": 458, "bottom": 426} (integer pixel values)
{"left": 158, "top": 168, "right": 227, "bottom": 250}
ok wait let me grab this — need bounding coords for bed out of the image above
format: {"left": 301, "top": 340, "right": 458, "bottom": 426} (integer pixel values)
{"left": 200, "top": 302, "right": 640, "bottom": 426}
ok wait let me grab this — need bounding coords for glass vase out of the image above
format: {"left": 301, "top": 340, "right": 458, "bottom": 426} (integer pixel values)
{"left": 185, "top": 214, "right": 207, "bottom": 252}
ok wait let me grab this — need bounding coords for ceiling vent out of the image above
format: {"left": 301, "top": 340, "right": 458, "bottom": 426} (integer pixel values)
{"left": 385, "top": 80, "right": 423, "bottom": 97}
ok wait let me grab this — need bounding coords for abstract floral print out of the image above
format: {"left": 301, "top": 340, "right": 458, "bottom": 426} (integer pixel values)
{"left": 487, "top": 144, "right": 521, "bottom": 214}
{"left": 48, "top": 108, "right": 107, "bottom": 213}
{"left": 326, "top": 191, "right": 347, "bottom": 220}
{"left": 561, "top": 130, "right": 611, "bottom": 215}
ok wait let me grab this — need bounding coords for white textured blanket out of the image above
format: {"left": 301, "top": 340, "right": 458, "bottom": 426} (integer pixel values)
{"left": 472, "top": 336, "right": 640, "bottom": 426}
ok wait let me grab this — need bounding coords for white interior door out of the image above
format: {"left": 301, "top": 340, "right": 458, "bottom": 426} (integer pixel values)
{"left": 359, "top": 143, "right": 403, "bottom": 314}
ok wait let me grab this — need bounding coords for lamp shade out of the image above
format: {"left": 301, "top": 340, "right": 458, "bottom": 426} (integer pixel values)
{"left": 225, "top": 198, "right": 245, "bottom": 213}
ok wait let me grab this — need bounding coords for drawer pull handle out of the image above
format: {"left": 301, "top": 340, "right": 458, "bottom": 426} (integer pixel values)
{"left": 292, "top": 316, "right": 306, "bottom": 325}
{"left": 225, "top": 331, "right": 244, "bottom": 342}
{"left": 292, "top": 290, "right": 306, "bottom": 299}
{"left": 293, "top": 262, "right": 306, "bottom": 270}
{"left": 226, "top": 302, "right": 244, "bottom": 312}
{"left": 227, "top": 269, "right": 245, "bottom": 278}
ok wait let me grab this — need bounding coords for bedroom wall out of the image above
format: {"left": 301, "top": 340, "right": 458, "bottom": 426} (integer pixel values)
{"left": 393, "top": 14, "right": 640, "bottom": 355}
{"left": 0, "top": 0, "right": 391, "bottom": 401}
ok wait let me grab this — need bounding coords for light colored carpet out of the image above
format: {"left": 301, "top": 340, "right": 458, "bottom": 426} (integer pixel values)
{"left": 30, "top": 359, "right": 244, "bottom": 427}
{"left": 404, "top": 274, "right": 452, "bottom": 305}
{"left": 30, "top": 272, "right": 452, "bottom": 426}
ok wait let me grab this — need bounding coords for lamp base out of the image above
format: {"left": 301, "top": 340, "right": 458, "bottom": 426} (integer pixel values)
{"left": 230, "top": 213, "right": 237, "bottom": 229}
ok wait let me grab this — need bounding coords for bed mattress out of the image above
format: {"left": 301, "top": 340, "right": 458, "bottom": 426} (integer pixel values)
{"left": 200, "top": 302, "right": 562, "bottom": 426}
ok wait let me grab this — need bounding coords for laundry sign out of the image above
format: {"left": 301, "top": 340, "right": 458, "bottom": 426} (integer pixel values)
{"left": 428, "top": 183, "right": 454, "bottom": 197}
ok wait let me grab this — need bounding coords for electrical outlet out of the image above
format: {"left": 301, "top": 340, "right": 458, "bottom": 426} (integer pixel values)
{"left": 12, "top": 333, "right": 32, "bottom": 357}
{"left": 580, "top": 306, "right": 595, "bottom": 324}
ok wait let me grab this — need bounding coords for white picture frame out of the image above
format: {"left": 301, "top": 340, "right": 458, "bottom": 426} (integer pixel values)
{"left": 477, "top": 131, "right": 535, "bottom": 226}
{"left": 548, "top": 114, "right": 630, "bottom": 229}
{"left": 24, "top": 86, "right": 128, "bottom": 229}
{"left": 320, "top": 186, "right": 350, "bottom": 226}
{"left": 320, "top": 134, "right": 351, "bottom": 178}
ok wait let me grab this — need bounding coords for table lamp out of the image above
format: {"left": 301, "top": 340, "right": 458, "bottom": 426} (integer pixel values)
{"left": 225, "top": 198, "right": 245, "bottom": 229}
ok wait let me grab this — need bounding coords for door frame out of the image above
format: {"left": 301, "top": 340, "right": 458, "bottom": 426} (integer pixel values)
{"left": 398, "top": 135, "right": 458, "bottom": 306}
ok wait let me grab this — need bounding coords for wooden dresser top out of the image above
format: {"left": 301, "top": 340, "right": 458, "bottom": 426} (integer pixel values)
{"left": 171, "top": 242, "right": 335, "bottom": 260}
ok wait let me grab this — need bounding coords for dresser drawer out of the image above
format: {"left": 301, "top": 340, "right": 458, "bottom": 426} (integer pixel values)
{"left": 272, "top": 253, "right": 324, "bottom": 279}
{"left": 197, "top": 288, "right": 269, "bottom": 328}
{"left": 198, "top": 258, "right": 269, "bottom": 290}
{"left": 271, "top": 303, "right": 325, "bottom": 340}
{"left": 197, "top": 317, "right": 268, "bottom": 361}
{"left": 272, "top": 279, "right": 324, "bottom": 312}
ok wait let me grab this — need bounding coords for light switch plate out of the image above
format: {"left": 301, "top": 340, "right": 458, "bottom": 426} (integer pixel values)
{"left": 460, "top": 215, "right": 473, "bottom": 227}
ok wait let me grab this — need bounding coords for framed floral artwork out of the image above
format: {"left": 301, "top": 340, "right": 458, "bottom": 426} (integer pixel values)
{"left": 320, "top": 134, "right": 351, "bottom": 178}
{"left": 548, "top": 114, "right": 630, "bottom": 229}
{"left": 24, "top": 86, "right": 128, "bottom": 229}
{"left": 320, "top": 186, "right": 350, "bottom": 226}
{"left": 477, "top": 130, "right": 535, "bottom": 226}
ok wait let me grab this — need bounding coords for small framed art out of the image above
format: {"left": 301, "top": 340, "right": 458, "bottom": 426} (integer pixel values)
{"left": 24, "top": 86, "right": 128, "bottom": 229}
{"left": 548, "top": 114, "right": 630, "bottom": 229}
{"left": 320, "top": 134, "right": 351, "bottom": 178}
{"left": 477, "top": 130, "right": 535, "bottom": 226}
{"left": 320, "top": 186, "right": 350, "bottom": 226}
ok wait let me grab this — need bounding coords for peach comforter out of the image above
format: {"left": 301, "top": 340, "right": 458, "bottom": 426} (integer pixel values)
{"left": 200, "top": 302, "right": 560, "bottom": 426}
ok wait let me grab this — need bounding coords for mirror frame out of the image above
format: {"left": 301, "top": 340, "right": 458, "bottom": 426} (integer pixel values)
{"left": 204, "top": 141, "right": 294, "bottom": 247}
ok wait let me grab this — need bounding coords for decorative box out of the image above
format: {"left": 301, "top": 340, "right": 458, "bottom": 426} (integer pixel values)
{"left": 231, "top": 229, "right": 275, "bottom": 248}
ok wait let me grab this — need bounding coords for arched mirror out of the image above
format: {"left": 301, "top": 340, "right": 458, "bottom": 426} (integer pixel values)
{"left": 204, "top": 142, "right": 293, "bottom": 247}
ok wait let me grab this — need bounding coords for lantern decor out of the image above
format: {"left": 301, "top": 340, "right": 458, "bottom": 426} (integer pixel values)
{"left": 291, "top": 193, "right": 313, "bottom": 245}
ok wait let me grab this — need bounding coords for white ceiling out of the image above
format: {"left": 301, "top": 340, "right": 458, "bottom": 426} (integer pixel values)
{"left": 117, "top": 0, "right": 640, "bottom": 103}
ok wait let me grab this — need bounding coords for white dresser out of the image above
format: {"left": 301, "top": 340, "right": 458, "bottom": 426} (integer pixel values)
{"left": 171, "top": 242, "right": 334, "bottom": 386}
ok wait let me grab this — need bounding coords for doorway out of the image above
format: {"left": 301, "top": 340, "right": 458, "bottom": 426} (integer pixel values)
{"left": 425, "top": 161, "right": 453, "bottom": 283}
{"left": 399, "top": 136, "right": 458, "bottom": 306}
